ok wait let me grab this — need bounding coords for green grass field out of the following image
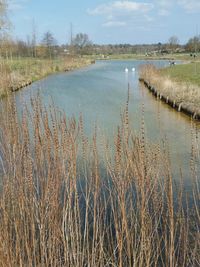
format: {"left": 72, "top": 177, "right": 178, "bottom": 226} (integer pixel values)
{"left": 84, "top": 52, "right": 194, "bottom": 61}
{"left": 161, "top": 61, "right": 200, "bottom": 86}
{"left": 106, "top": 53, "right": 194, "bottom": 61}
{"left": 4, "top": 57, "right": 73, "bottom": 81}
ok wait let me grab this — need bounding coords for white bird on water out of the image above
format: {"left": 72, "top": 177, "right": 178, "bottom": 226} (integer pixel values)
{"left": 132, "top": 67, "right": 135, "bottom": 72}
{"left": 125, "top": 67, "right": 129, "bottom": 72}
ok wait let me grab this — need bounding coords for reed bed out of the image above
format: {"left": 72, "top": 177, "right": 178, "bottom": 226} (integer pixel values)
{"left": 0, "top": 57, "right": 91, "bottom": 98}
{"left": 0, "top": 95, "right": 199, "bottom": 266}
{"left": 0, "top": 60, "right": 11, "bottom": 97}
{"left": 139, "top": 64, "right": 200, "bottom": 118}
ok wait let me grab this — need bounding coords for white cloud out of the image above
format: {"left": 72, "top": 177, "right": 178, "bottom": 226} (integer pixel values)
{"left": 112, "top": 1, "right": 153, "bottom": 12}
{"left": 178, "top": 0, "right": 200, "bottom": 13}
{"left": 155, "top": 0, "right": 200, "bottom": 14}
{"left": 156, "top": 0, "right": 172, "bottom": 9}
{"left": 158, "top": 9, "right": 170, "bottom": 16}
{"left": 88, "top": 1, "right": 153, "bottom": 16}
{"left": 143, "top": 14, "right": 154, "bottom": 22}
{"left": 154, "top": 0, "right": 173, "bottom": 16}
{"left": 88, "top": 1, "right": 154, "bottom": 28}
{"left": 9, "top": 0, "right": 29, "bottom": 11}
{"left": 87, "top": 4, "right": 110, "bottom": 15}
{"left": 102, "top": 21, "right": 126, "bottom": 27}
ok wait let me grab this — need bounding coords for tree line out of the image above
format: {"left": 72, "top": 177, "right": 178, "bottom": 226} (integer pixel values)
{"left": 1, "top": 33, "right": 200, "bottom": 58}
{"left": 0, "top": 1, "right": 200, "bottom": 59}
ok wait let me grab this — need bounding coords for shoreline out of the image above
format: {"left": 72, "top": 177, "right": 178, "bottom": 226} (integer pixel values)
{"left": 1, "top": 57, "right": 92, "bottom": 99}
{"left": 139, "top": 60, "right": 200, "bottom": 121}
{"left": 139, "top": 77, "right": 200, "bottom": 120}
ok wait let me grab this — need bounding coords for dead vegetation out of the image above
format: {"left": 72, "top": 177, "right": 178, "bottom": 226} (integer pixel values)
{"left": 0, "top": 95, "right": 199, "bottom": 266}
{"left": 0, "top": 56, "right": 91, "bottom": 98}
{"left": 139, "top": 64, "right": 200, "bottom": 119}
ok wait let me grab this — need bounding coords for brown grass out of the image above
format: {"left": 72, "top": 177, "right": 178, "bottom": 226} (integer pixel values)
{"left": 0, "top": 61, "right": 11, "bottom": 97}
{"left": 0, "top": 95, "right": 199, "bottom": 266}
{"left": 0, "top": 56, "right": 91, "bottom": 98}
{"left": 139, "top": 64, "right": 200, "bottom": 117}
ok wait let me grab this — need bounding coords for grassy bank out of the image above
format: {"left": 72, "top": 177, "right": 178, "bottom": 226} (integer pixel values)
{"left": 140, "top": 64, "right": 200, "bottom": 119}
{"left": 108, "top": 53, "right": 193, "bottom": 61}
{"left": 85, "top": 53, "right": 194, "bottom": 61}
{"left": 161, "top": 61, "right": 200, "bottom": 86}
{"left": 0, "top": 56, "right": 91, "bottom": 98}
{"left": 0, "top": 95, "right": 199, "bottom": 266}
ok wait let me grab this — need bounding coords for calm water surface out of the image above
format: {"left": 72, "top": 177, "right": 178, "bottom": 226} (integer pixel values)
{"left": 15, "top": 60, "right": 200, "bottom": 185}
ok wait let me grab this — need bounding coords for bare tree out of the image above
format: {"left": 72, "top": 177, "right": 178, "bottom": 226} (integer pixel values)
{"left": 186, "top": 35, "right": 200, "bottom": 53}
{"left": 73, "top": 33, "right": 91, "bottom": 48}
{"left": 0, "top": 0, "right": 7, "bottom": 29}
{"left": 168, "top": 36, "right": 179, "bottom": 52}
{"left": 41, "top": 31, "right": 57, "bottom": 59}
{"left": 0, "top": 0, "right": 12, "bottom": 60}
{"left": 72, "top": 33, "right": 92, "bottom": 54}
{"left": 0, "top": 0, "right": 10, "bottom": 37}
{"left": 31, "top": 19, "right": 37, "bottom": 57}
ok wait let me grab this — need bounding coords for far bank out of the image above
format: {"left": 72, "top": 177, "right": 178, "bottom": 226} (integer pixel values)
{"left": 0, "top": 56, "right": 92, "bottom": 98}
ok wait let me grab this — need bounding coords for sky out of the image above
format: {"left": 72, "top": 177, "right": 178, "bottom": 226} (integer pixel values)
{"left": 8, "top": 0, "right": 200, "bottom": 45}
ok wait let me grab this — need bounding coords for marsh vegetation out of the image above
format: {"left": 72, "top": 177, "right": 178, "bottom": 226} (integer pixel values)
{"left": 139, "top": 64, "right": 200, "bottom": 119}
{"left": 0, "top": 2, "right": 199, "bottom": 265}
{"left": 0, "top": 94, "right": 199, "bottom": 266}
{"left": 0, "top": 57, "right": 91, "bottom": 98}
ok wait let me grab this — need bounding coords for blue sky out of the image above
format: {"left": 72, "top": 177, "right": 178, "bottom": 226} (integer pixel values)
{"left": 8, "top": 0, "right": 200, "bottom": 45}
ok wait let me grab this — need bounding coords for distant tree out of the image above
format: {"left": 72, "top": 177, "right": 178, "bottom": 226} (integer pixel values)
{"left": 36, "top": 45, "right": 46, "bottom": 58}
{"left": 16, "top": 39, "right": 29, "bottom": 57}
{"left": 41, "top": 31, "right": 57, "bottom": 58}
{"left": 31, "top": 19, "right": 37, "bottom": 57}
{"left": 72, "top": 33, "right": 92, "bottom": 54}
{"left": 0, "top": 0, "right": 9, "bottom": 33}
{"left": 73, "top": 33, "right": 91, "bottom": 48}
{"left": 186, "top": 35, "right": 200, "bottom": 53}
{"left": 0, "top": 0, "right": 10, "bottom": 58}
{"left": 157, "top": 42, "right": 162, "bottom": 52}
{"left": 168, "top": 36, "right": 180, "bottom": 52}
{"left": 0, "top": 36, "right": 14, "bottom": 59}
{"left": 26, "top": 35, "right": 32, "bottom": 57}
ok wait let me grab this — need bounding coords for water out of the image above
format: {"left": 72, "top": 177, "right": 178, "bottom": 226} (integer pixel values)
{"left": 15, "top": 60, "right": 200, "bottom": 185}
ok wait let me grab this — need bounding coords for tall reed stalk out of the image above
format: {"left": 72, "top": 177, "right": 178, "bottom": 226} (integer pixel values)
{"left": 0, "top": 94, "right": 199, "bottom": 266}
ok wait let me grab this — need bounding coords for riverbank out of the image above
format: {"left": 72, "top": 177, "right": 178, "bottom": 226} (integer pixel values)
{"left": 139, "top": 64, "right": 200, "bottom": 120}
{"left": 0, "top": 56, "right": 91, "bottom": 98}
{"left": 85, "top": 52, "right": 193, "bottom": 61}
{"left": 161, "top": 61, "right": 200, "bottom": 86}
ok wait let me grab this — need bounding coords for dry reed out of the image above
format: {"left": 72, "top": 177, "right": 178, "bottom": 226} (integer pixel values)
{"left": 0, "top": 57, "right": 91, "bottom": 98}
{"left": 0, "top": 94, "right": 199, "bottom": 266}
{"left": 139, "top": 64, "right": 200, "bottom": 118}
